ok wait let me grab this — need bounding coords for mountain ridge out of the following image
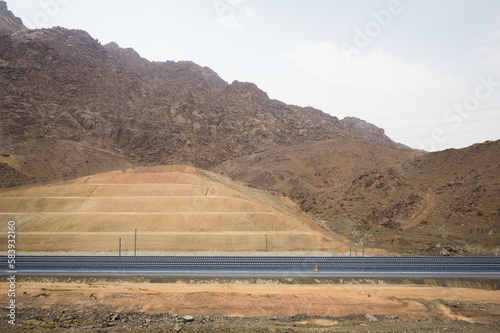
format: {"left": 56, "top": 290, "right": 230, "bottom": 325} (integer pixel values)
{"left": 0, "top": 1, "right": 411, "bottom": 174}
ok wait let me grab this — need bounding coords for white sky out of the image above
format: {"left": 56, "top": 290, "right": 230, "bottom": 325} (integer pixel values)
{"left": 5, "top": 0, "right": 500, "bottom": 151}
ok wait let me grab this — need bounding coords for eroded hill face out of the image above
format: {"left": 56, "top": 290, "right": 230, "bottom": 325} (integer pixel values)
{"left": 312, "top": 140, "right": 500, "bottom": 255}
{"left": 214, "top": 139, "right": 421, "bottom": 207}
{"left": 215, "top": 140, "right": 500, "bottom": 255}
{"left": 0, "top": 1, "right": 407, "bottom": 182}
{"left": 0, "top": 165, "right": 346, "bottom": 254}
{"left": 0, "top": 139, "right": 136, "bottom": 188}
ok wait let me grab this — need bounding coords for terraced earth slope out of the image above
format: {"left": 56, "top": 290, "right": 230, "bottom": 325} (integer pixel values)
{"left": 0, "top": 165, "right": 345, "bottom": 254}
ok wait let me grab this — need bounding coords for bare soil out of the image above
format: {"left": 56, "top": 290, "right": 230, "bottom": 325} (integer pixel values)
{"left": 0, "top": 165, "right": 345, "bottom": 254}
{"left": 1, "top": 281, "right": 499, "bottom": 332}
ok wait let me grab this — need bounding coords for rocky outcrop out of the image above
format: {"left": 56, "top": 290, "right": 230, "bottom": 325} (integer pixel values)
{"left": 342, "top": 116, "right": 412, "bottom": 150}
{"left": 0, "top": 1, "right": 25, "bottom": 35}
{"left": 0, "top": 162, "right": 30, "bottom": 187}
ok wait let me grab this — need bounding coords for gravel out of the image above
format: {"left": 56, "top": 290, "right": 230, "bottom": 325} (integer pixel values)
{"left": 2, "top": 307, "right": 499, "bottom": 332}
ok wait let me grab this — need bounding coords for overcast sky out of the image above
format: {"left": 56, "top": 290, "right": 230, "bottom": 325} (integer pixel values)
{"left": 6, "top": 0, "right": 500, "bottom": 151}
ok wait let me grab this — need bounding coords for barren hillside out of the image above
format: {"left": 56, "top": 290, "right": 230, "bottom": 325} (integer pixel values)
{"left": 0, "top": 139, "right": 136, "bottom": 188}
{"left": 0, "top": 1, "right": 408, "bottom": 187}
{"left": 214, "top": 139, "right": 421, "bottom": 207}
{"left": 311, "top": 140, "right": 500, "bottom": 255}
{"left": 215, "top": 139, "right": 500, "bottom": 255}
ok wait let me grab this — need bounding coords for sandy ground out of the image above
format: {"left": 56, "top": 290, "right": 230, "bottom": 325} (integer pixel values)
{"left": 0, "top": 166, "right": 346, "bottom": 254}
{"left": 2, "top": 281, "right": 500, "bottom": 324}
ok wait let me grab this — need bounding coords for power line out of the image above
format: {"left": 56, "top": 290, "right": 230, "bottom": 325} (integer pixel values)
{"left": 385, "top": 115, "right": 500, "bottom": 130}
{"left": 359, "top": 106, "right": 500, "bottom": 121}
{"left": 393, "top": 126, "right": 500, "bottom": 139}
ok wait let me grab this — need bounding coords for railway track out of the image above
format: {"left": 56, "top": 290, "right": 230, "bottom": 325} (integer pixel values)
{"left": 3, "top": 256, "right": 500, "bottom": 273}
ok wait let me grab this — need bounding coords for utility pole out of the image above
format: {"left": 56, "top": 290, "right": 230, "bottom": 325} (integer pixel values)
{"left": 349, "top": 230, "right": 353, "bottom": 256}
{"left": 134, "top": 228, "right": 137, "bottom": 257}
{"left": 119, "top": 237, "right": 122, "bottom": 270}
{"left": 362, "top": 234, "right": 365, "bottom": 271}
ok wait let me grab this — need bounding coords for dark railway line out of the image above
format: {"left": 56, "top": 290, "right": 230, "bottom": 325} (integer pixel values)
{"left": 2, "top": 255, "right": 500, "bottom": 277}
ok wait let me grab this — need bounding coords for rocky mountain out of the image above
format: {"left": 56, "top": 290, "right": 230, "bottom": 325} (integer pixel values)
{"left": 313, "top": 140, "right": 500, "bottom": 255}
{"left": 0, "top": 1, "right": 406, "bottom": 178}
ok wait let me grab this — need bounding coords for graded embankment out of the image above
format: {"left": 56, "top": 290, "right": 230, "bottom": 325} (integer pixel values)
{"left": 0, "top": 165, "right": 345, "bottom": 254}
